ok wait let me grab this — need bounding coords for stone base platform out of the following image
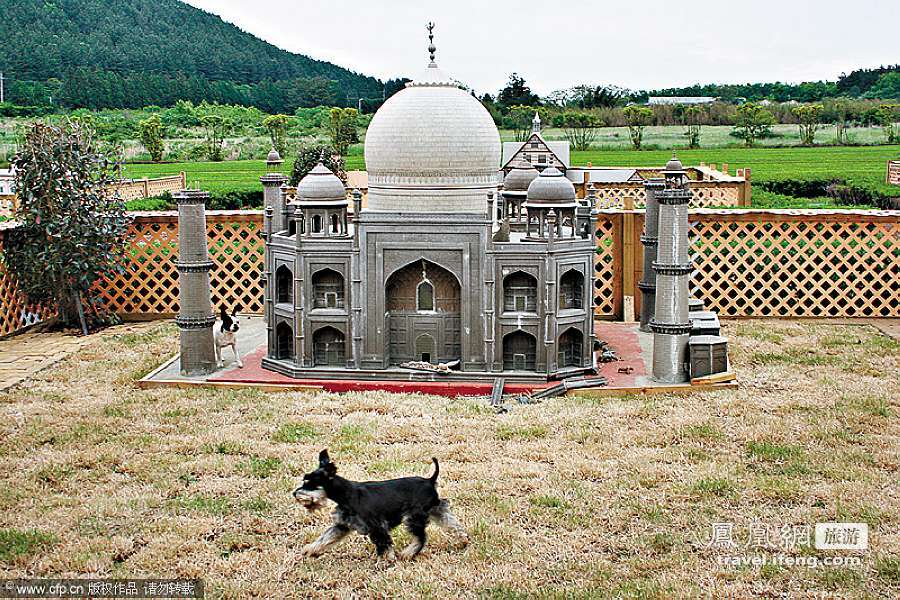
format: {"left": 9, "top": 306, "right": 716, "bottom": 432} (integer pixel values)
{"left": 138, "top": 316, "right": 737, "bottom": 397}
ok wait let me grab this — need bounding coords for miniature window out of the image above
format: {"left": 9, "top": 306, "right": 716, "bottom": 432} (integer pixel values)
{"left": 275, "top": 322, "right": 294, "bottom": 360}
{"left": 559, "top": 270, "right": 584, "bottom": 310}
{"left": 558, "top": 328, "right": 584, "bottom": 368}
{"left": 523, "top": 153, "right": 531, "bottom": 162}
{"left": 530, "top": 141, "right": 539, "bottom": 148}
{"left": 538, "top": 154, "right": 547, "bottom": 164}
{"left": 417, "top": 281, "right": 434, "bottom": 311}
{"left": 503, "top": 272, "right": 537, "bottom": 313}
{"left": 312, "top": 214, "right": 323, "bottom": 233}
{"left": 331, "top": 213, "right": 340, "bottom": 234}
{"left": 275, "top": 265, "right": 292, "bottom": 304}
{"left": 312, "top": 269, "right": 344, "bottom": 309}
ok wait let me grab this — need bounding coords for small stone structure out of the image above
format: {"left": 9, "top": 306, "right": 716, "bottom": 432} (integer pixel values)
{"left": 174, "top": 189, "right": 217, "bottom": 375}
{"left": 650, "top": 156, "right": 693, "bottom": 383}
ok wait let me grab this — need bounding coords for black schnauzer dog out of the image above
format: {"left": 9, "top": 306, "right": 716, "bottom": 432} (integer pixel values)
{"left": 293, "top": 450, "right": 468, "bottom": 561}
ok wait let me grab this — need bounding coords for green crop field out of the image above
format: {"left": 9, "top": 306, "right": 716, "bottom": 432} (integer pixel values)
{"left": 124, "top": 143, "right": 899, "bottom": 209}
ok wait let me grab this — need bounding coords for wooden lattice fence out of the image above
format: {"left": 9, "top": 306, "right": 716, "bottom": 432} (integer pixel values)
{"left": 1, "top": 209, "right": 897, "bottom": 337}
{"left": 94, "top": 211, "right": 265, "bottom": 316}
{"left": 594, "top": 209, "right": 900, "bottom": 319}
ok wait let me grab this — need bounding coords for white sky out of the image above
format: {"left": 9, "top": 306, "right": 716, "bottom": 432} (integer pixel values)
{"left": 182, "top": 0, "right": 898, "bottom": 96}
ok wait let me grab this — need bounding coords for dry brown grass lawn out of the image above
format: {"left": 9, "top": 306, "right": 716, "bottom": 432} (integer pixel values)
{"left": 0, "top": 320, "right": 898, "bottom": 598}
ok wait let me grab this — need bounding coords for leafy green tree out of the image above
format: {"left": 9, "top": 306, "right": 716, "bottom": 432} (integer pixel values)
{"left": 263, "top": 114, "right": 289, "bottom": 156}
{"left": 289, "top": 144, "right": 347, "bottom": 187}
{"left": 732, "top": 102, "right": 776, "bottom": 147}
{"left": 4, "top": 122, "right": 131, "bottom": 333}
{"left": 623, "top": 105, "right": 653, "bottom": 149}
{"left": 682, "top": 106, "right": 702, "bottom": 148}
{"left": 138, "top": 114, "right": 165, "bottom": 162}
{"left": 329, "top": 107, "right": 358, "bottom": 155}
{"left": 864, "top": 72, "right": 900, "bottom": 100}
{"left": 792, "top": 103, "right": 823, "bottom": 146}
{"left": 829, "top": 98, "right": 851, "bottom": 145}
{"left": 200, "top": 114, "right": 230, "bottom": 161}
{"left": 497, "top": 73, "right": 541, "bottom": 108}
{"left": 875, "top": 103, "right": 900, "bottom": 144}
{"left": 552, "top": 111, "right": 603, "bottom": 151}
{"left": 503, "top": 106, "right": 550, "bottom": 142}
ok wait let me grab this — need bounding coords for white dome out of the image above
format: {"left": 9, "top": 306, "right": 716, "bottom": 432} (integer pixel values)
{"left": 364, "top": 62, "right": 501, "bottom": 213}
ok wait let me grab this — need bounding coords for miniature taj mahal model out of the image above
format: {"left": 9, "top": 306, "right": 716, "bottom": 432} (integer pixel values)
{"left": 259, "top": 29, "right": 596, "bottom": 381}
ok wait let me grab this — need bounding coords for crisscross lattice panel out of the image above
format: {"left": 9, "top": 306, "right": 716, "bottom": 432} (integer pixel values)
{"left": 0, "top": 226, "right": 53, "bottom": 337}
{"left": 593, "top": 214, "right": 620, "bottom": 318}
{"left": 95, "top": 211, "right": 265, "bottom": 316}
{"left": 590, "top": 181, "right": 743, "bottom": 209}
{"left": 689, "top": 211, "right": 899, "bottom": 318}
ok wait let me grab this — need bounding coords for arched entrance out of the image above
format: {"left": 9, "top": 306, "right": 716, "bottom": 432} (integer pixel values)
{"left": 503, "top": 330, "right": 536, "bottom": 371}
{"left": 313, "top": 326, "right": 346, "bottom": 366}
{"left": 557, "top": 327, "right": 584, "bottom": 368}
{"left": 275, "top": 322, "right": 294, "bottom": 360}
{"left": 385, "top": 260, "right": 461, "bottom": 365}
{"left": 275, "top": 265, "right": 292, "bottom": 304}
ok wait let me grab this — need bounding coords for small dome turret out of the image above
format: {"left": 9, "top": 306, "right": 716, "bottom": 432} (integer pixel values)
{"left": 524, "top": 166, "right": 577, "bottom": 207}
{"left": 295, "top": 163, "right": 347, "bottom": 204}
{"left": 503, "top": 160, "right": 539, "bottom": 193}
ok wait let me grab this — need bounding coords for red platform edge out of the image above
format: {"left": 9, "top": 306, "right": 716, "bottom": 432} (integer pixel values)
{"left": 207, "top": 323, "right": 645, "bottom": 397}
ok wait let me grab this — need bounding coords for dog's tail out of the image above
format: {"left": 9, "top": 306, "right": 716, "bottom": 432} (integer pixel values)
{"left": 429, "top": 457, "right": 439, "bottom": 484}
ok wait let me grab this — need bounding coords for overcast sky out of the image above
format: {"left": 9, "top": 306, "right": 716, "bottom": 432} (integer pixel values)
{"left": 182, "top": 0, "right": 898, "bottom": 96}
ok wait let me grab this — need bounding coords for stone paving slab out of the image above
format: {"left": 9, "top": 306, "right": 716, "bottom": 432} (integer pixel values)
{"left": 0, "top": 322, "right": 160, "bottom": 392}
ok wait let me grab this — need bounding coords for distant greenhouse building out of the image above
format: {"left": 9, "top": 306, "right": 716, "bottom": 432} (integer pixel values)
{"left": 647, "top": 96, "right": 716, "bottom": 106}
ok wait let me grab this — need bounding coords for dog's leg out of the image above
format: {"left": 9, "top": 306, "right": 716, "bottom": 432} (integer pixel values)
{"left": 232, "top": 344, "right": 243, "bottom": 368}
{"left": 399, "top": 515, "right": 428, "bottom": 560}
{"left": 369, "top": 528, "right": 395, "bottom": 561}
{"left": 214, "top": 342, "right": 223, "bottom": 368}
{"left": 430, "top": 500, "right": 469, "bottom": 547}
{"left": 301, "top": 524, "right": 349, "bottom": 557}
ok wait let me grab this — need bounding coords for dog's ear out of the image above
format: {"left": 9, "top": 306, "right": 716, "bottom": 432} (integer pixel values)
{"left": 323, "top": 462, "right": 337, "bottom": 477}
{"left": 318, "top": 449, "right": 331, "bottom": 467}
{"left": 220, "top": 308, "right": 232, "bottom": 327}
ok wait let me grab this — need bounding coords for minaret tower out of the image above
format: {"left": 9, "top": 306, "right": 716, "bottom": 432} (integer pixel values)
{"left": 650, "top": 154, "right": 692, "bottom": 383}
{"left": 532, "top": 111, "right": 542, "bottom": 134}
{"left": 638, "top": 177, "right": 664, "bottom": 331}
{"left": 260, "top": 148, "right": 287, "bottom": 231}
{"left": 174, "top": 189, "right": 217, "bottom": 375}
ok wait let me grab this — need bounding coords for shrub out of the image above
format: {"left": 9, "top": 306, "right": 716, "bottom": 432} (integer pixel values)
{"left": 623, "top": 105, "right": 653, "bottom": 149}
{"left": 137, "top": 114, "right": 165, "bottom": 162}
{"left": 289, "top": 144, "right": 346, "bottom": 187}
{"left": 5, "top": 122, "right": 131, "bottom": 333}
{"left": 732, "top": 102, "right": 776, "bottom": 147}
{"left": 263, "top": 114, "right": 289, "bottom": 156}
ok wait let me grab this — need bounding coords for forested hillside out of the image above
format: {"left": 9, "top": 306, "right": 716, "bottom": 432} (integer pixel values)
{"left": 1, "top": 0, "right": 384, "bottom": 111}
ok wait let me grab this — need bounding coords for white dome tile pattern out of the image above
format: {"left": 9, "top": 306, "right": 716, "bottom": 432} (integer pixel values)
{"left": 364, "top": 63, "right": 501, "bottom": 213}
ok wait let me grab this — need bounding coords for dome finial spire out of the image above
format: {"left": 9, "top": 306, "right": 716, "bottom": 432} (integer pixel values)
{"left": 426, "top": 21, "right": 436, "bottom": 65}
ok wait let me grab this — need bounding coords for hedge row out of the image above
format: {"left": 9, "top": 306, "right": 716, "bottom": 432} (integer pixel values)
{"left": 125, "top": 190, "right": 263, "bottom": 212}
{"left": 756, "top": 178, "right": 900, "bottom": 210}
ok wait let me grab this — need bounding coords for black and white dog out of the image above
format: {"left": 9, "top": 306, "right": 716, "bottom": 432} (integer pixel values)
{"left": 293, "top": 450, "right": 468, "bottom": 561}
{"left": 215, "top": 307, "right": 243, "bottom": 368}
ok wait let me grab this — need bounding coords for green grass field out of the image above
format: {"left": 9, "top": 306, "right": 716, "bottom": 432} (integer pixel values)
{"left": 123, "top": 143, "right": 899, "bottom": 209}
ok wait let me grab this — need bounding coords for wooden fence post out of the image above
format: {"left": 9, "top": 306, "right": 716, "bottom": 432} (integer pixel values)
{"left": 180, "top": 171, "right": 187, "bottom": 190}
{"left": 741, "top": 168, "right": 752, "bottom": 207}
{"left": 141, "top": 178, "right": 150, "bottom": 198}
